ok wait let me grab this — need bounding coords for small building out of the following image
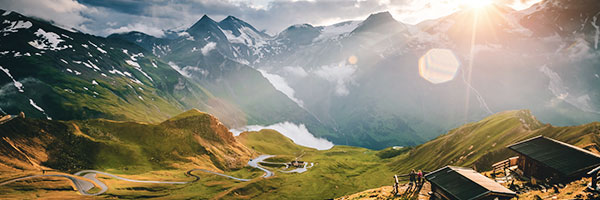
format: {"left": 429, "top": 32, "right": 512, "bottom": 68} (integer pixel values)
{"left": 290, "top": 161, "right": 304, "bottom": 167}
{"left": 507, "top": 135, "right": 600, "bottom": 182}
{"left": 425, "top": 166, "right": 516, "bottom": 200}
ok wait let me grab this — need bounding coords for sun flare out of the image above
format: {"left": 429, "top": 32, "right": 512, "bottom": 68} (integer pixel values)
{"left": 462, "top": 0, "right": 493, "bottom": 9}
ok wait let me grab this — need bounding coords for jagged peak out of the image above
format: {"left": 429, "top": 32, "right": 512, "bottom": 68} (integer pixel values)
{"left": 199, "top": 14, "right": 213, "bottom": 21}
{"left": 188, "top": 14, "right": 218, "bottom": 31}
{"left": 218, "top": 15, "right": 268, "bottom": 37}
{"left": 222, "top": 15, "right": 240, "bottom": 22}
{"left": 365, "top": 11, "right": 395, "bottom": 22}
{"left": 351, "top": 10, "right": 404, "bottom": 34}
{"left": 280, "top": 23, "right": 317, "bottom": 33}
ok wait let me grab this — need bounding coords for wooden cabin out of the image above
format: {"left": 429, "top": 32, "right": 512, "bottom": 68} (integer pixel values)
{"left": 507, "top": 135, "right": 600, "bottom": 183}
{"left": 425, "top": 166, "right": 516, "bottom": 200}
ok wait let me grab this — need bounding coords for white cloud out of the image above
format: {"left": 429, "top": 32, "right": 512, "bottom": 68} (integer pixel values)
{"left": 1, "top": 0, "right": 542, "bottom": 37}
{"left": 183, "top": 66, "right": 209, "bottom": 77}
{"left": 230, "top": 122, "right": 334, "bottom": 150}
{"left": 283, "top": 66, "right": 308, "bottom": 77}
{"left": 312, "top": 61, "right": 358, "bottom": 96}
{"left": 258, "top": 69, "right": 304, "bottom": 107}
{"left": 201, "top": 42, "right": 217, "bottom": 56}
{"left": 107, "top": 23, "right": 166, "bottom": 38}
{"left": 1, "top": 0, "right": 90, "bottom": 32}
{"left": 168, "top": 62, "right": 191, "bottom": 78}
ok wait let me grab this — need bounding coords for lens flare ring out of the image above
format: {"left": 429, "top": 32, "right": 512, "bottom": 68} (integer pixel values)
{"left": 418, "top": 48, "right": 460, "bottom": 84}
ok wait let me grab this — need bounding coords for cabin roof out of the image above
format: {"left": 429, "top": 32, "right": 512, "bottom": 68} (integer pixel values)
{"left": 507, "top": 135, "right": 600, "bottom": 177}
{"left": 425, "top": 166, "right": 516, "bottom": 200}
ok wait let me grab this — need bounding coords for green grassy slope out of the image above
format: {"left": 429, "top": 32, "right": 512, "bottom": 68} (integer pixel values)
{"left": 230, "top": 130, "right": 395, "bottom": 199}
{"left": 1, "top": 109, "right": 599, "bottom": 199}
{"left": 236, "top": 129, "right": 311, "bottom": 155}
{"left": 0, "top": 109, "right": 253, "bottom": 173}
{"left": 389, "top": 110, "right": 600, "bottom": 173}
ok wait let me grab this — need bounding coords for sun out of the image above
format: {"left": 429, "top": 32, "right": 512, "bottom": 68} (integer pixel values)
{"left": 461, "top": 0, "right": 494, "bottom": 9}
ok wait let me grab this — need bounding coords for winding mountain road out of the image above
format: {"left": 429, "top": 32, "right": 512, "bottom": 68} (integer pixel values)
{"left": 187, "top": 169, "right": 251, "bottom": 182}
{"left": 0, "top": 174, "right": 102, "bottom": 196}
{"left": 0, "top": 155, "right": 276, "bottom": 196}
{"left": 247, "top": 155, "right": 275, "bottom": 178}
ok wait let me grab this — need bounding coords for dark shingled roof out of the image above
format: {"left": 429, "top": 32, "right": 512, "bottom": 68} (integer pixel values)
{"left": 425, "top": 166, "right": 516, "bottom": 200}
{"left": 507, "top": 135, "right": 600, "bottom": 177}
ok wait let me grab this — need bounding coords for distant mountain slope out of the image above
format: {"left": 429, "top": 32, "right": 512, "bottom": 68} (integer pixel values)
{"left": 0, "top": 9, "right": 330, "bottom": 142}
{"left": 0, "top": 109, "right": 254, "bottom": 172}
{"left": 5, "top": 0, "right": 600, "bottom": 150}
{"left": 110, "top": 15, "right": 334, "bottom": 140}
{"left": 0, "top": 9, "right": 213, "bottom": 123}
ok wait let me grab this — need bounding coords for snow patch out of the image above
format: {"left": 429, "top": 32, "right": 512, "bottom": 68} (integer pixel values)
{"left": 28, "top": 28, "right": 68, "bottom": 51}
{"left": 29, "top": 99, "right": 51, "bottom": 120}
{"left": 230, "top": 122, "right": 334, "bottom": 150}
{"left": 1, "top": 20, "right": 32, "bottom": 35}
{"left": 83, "top": 60, "right": 100, "bottom": 71}
{"left": 314, "top": 21, "right": 360, "bottom": 42}
{"left": 108, "top": 68, "right": 130, "bottom": 77}
{"left": 130, "top": 78, "right": 142, "bottom": 84}
{"left": 220, "top": 27, "right": 267, "bottom": 48}
{"left": 0, "top": 65, "right": 24, "bottom": 92}
{"left": 96, "top": 47, "right": 107, "bottom": 54}
{"left": 125, "top": 60, "right": 153, "bottom": 82}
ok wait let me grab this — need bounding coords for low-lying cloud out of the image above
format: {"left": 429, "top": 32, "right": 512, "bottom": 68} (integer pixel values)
{"left": 313, "top": 61, "right": 358, "bottom": 96}
{"left": 258, "top": 69, "right": 304, "bottom": 107}
{"left": 282, "top": 66, "right": 308, "bottom": 78}
{"left": 230, "top": 122, "right": 334, "bottom": 150}
{"left": 201, "top": 42, "right": 216, "bottom": 56}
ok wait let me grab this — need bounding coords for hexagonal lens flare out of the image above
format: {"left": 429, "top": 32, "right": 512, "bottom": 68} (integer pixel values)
{"left": 418, "top": 48, "right": 460, "bottom": 84}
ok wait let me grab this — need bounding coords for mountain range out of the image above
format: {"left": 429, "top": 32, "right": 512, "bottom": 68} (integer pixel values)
{"left": 1, "top": 0, "right": 600, "bottom": 149}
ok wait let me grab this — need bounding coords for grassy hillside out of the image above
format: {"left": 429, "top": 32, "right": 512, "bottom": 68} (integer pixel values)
{"left": 389, "top": 109, "right": 600, "bottom": 173}
{"left": 338, "top": 110, "right": 600, "bottom": 200}
{"left": 236, "top": 129, "right": 311, "bottom": 156}
{"left": 229, "top": 130, "right": 396, "bottom": 199}
{"left": 0, "top": 109, "right": 253, "bottom": 173}
{"left": 2, "top": 109, "right": 599, "bottom": 199}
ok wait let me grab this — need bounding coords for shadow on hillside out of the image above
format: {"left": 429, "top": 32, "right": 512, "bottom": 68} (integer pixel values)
{"left": 394, "top": 182, "right": 430, "bottom": 200}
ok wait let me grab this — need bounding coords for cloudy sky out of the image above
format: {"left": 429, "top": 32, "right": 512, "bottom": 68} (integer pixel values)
{"left": 0, "top": 0, "right": 541, "bottom": 37}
